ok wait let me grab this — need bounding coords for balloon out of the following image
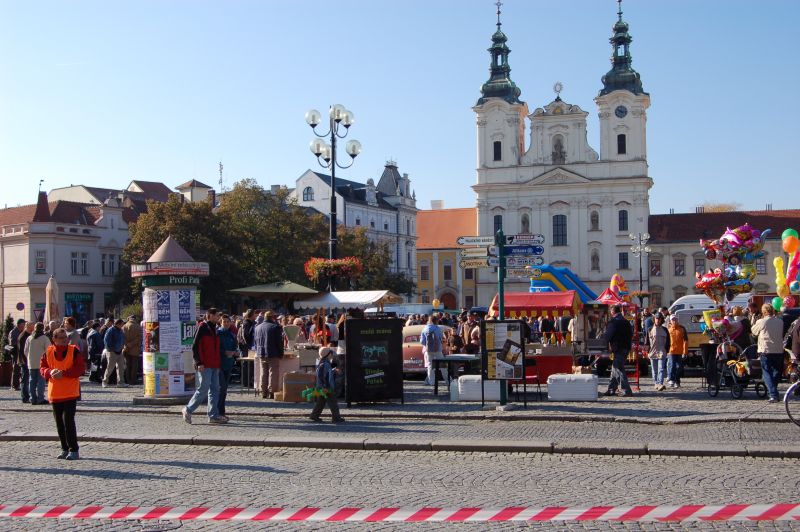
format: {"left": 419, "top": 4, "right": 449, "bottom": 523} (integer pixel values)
{"left": 784, "top": 296, "right": 795, "bottom": 309}
{"left": 772, "top": 297, "right": 783, "bottom": 312}
{"left": 432, "top": 298, "right": 441, "bottom": 309}
{"left": 791, "top": 280, "right": 800, "bottom": 294}
{"left": 788, "top": 253, "right": 800, "bottom": 289}
{"left": 705, "top": 249, "right": 717, "bottom": 260}
{"left": 782, "top": 228, "right": 799, "bottom": 241}
{"left": 784, "top": 236, "right": 800, "bottom": 254}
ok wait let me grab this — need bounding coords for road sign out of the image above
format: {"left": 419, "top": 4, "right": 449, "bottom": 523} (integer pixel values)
{"left": 457, "top": 235, "right": 496, "bottom": 246}
{"left": 460, "top": 247, "right": 489, "bottom": 258}
{"left": 505, "top": 268, "right": 532, "bottom": 278}
{"left": 487, "top": 257, "right": 499, "bottom": 267}
{"left": 505, "top": 233, "right": 545, "bottom": 245}
{"left": 459, "top": 258, "right": 491, "bottom": 268}
{"left": 506, "top": 256, "right": 545, "bottom": 267}
{"left": 504, "top": 245, "right": 545, "bottom": 256}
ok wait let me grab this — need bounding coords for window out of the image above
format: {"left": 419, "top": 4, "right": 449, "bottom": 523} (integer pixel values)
{"left": 674, "top": 287, "right": 687, "bottom": 301}
{"left": 80, "top": 252, "right": 88, "bottom": 275}
{"left": 421, "top": 290, "right": 430, "bottom": 304}
{"left": 464, "top": 268, "right": 474, "bottom": 280}
{"left": 521, "top": 213, "right": 530, "bottom": 234}
{"left": 591, "top": 250, "right": 600, "bottom": 271}
{"left": 406, "top": 219, "right": 410, "bottom": 235}
{"left": 493, "top": 141, "right": 502, "bottom": 161}
{"left": 302, "top": 187, "right": 314, "bottom": 201}
{"left": 420, "top": 262, "right": 430, "bottom": 281}
{"left": 756, "top": 257, "right": 767, "bottom": 275}
{"left": 355, "top": 216, "right": 361, "bottom": 226}
{"left": 370, "top": 218, "right": 375, "bottom": 228}
{"left": 590, "top": 210, "right": 599, "bottom": 231}
{"left": 674, "top": 258, "right": 685, "bottom": 276}
{"left": 552, "top": 215, "right": 567, "bottom": 246}
{"left": 651, "top": 291, "right": 662, "bottom": 308}
{"left": 384, "top": 221, "right": 389, "bottom": 231}
{"left": 407, "top": 251, "right": 411, "bottom": 270}
{"left": 619, "top": 252, "right": 629, "bottom": 270}
{"left": 102, "top": 254, "right": 117, "bottom": 277}
{"left": 650, "top": 258, "right": 662, "bottom": 277}
{"left": 72, "top": 251, "right": 88, "bottom": 275}
{"left": 71, "top": 252, "right": 79, "bottom": 275}
{"left": 35, "top": 250, "right": 47, "bottom": 274}
{"left": 493, "top": 214, "right": 503, "bottom": 233}
{"left": 694, "top": 257, "right": 705, "bottom": 275}
{"left": 617, "top": 134, "right": 627, "bottom": 155}
{"left": 465, "top": 295, "right": 474, "bottom": 309}
{"left": 618, "top": 210, "right": 628, "bottom": 231}
{"left": 443, "top": 262, "right": 452, "bottom": 281}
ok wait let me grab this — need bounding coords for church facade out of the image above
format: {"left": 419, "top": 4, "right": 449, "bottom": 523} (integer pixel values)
{"left": 473, "top": 4, "right": 652, "bottom": 304}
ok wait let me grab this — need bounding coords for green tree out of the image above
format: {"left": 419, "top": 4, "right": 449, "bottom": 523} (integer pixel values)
{"left": 337, "top": 226, "right": 416, "bottom": 297}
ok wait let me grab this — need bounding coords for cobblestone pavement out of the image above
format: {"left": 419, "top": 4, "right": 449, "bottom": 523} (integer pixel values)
{"left": 1, "top": 442, "right": 800, "bottom": 531}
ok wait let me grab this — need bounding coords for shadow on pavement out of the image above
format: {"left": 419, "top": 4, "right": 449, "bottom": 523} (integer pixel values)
{"left": 0, "top": 466, "right": 180, "bottom": 481}
{"left": 88, "top": 457, "right": 292, "bottom": 474}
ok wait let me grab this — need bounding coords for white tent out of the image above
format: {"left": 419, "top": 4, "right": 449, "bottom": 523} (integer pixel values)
{"left": 294, "top": 290, "right": 403, "bottom": 310}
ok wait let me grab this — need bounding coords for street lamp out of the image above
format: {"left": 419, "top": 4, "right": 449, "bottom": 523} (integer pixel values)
{"left": 305, "top": 104, "right": 362, "bottom": 291}
{"left": 630, "top": 232, "right": 651, "bottom": 308}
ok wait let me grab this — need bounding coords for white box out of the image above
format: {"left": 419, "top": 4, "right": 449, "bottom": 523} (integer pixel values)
{"left": 547, "top": 373, "right": 598, "bottom": 401}
{"left": 457, "top": 375, "right": 502, "bottom": 401}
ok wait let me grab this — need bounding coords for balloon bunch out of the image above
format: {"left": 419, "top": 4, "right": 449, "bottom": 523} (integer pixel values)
{"left": 773, "top": 228, "right": 800, "bottom": 298}
{"left": 301, "top": 386, "right": 329, "bottom": 402}
{"left": 609, "top": 274, "right": 631, "bottom": 303}
{"left": 696, "top": 224, "right": 771, "bottom": 303}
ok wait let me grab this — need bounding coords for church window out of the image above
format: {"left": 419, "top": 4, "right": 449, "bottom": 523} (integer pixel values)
{"left": 552, "top": 215, "right": 567, "bottom": 246}
{"left": 302, "top": 186, "right": 314, "bottom": 201}
{"left": 493, "top": 214, "right": 503, "bottom": 233}
{"left": 618, "top": 210, "right": 628, "bottom": 231}
{"left": 493, "top": 141, "right": 502, "bottom": 161}
{"left": 618, "top": 252, "right": 629, "bottom": 270}
{"left": 617, "top": 134, "right": 627, "bottom": 155}
{"left": 591, "top": 250, "right": 600, "bottom": 271}
{"left": 590, "top": 210, "right": 599, "bottom": 231}
{"left": 521, "top": 213, "right": 530, "bottom": 234}
{"left": 443, "top": 260, "right": 453, "bottom": 281}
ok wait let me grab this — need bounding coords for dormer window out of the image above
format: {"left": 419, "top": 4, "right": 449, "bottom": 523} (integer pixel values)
{"left": 302, "top": 187, "right": 314, "bottom": 201}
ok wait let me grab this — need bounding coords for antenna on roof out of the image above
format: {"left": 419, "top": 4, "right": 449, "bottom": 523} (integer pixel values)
{"left": 218, "top": 161, "right": 224, "bottom": 193}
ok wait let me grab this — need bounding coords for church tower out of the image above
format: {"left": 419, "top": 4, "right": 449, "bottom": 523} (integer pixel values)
{"left": 472, "top": 3, "right": 528, "bottom": 177}
{"left": 594, "top": 0, "right": 650, "bottom": 161}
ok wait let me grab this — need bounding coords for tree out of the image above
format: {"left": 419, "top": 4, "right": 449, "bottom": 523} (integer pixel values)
{"left": 337, "top": 226, "right": 416, "bottom": 297}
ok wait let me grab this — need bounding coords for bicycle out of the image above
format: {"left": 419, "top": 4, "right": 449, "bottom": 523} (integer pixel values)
{"left": 784, "top": 361, "right": 800, "bottom": 427}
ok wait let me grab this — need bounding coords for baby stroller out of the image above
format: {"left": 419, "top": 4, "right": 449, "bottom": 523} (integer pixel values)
{"left": 707, "top": 341, "right": 767, "bottom": 399}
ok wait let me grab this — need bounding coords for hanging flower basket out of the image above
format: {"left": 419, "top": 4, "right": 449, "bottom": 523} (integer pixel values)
{"left": 304, "top": 257, "right": 364, "bottom": 285}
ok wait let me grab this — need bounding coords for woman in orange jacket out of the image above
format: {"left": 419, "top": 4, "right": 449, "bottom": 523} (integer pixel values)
{"left": 40, "top": 328, "right": 85, "bottom": 460}
{"left": 667, "top": 315, "right": 688, "bottom": 388}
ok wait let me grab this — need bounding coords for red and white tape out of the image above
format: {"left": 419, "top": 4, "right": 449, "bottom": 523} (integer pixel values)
{"left": 1, "top": 503, "right": 799, "bottom": 522}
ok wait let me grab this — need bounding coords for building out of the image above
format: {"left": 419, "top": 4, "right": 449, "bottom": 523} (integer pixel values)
{"left": 48, "top": 180, "right": 174, "bottom": 215}
{"left": 0, "top": 191, "right": 139, "bottom": 324}
{"left": 416, "top": 207, "right": 478, "bottom": 310}
{"left": 292, "top": 161, "right": 418, "bottom": 281}
{"left": 471, "top": 3, "right": 651, "bottom": 304}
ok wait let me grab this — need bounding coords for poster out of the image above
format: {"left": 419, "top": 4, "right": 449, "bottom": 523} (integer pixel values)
{"left": 159, "top": 322, "right": 181, "bottom": 352}
{"left": 169, "top": 373, "right": 185, "bottom": 395}
{"left": 156, "top": 290, "right": 172, "bottom": 322}
{"left": 482, "top": 320, "right": 525, "bottom": 380}
{"left": 169, "top": 352, "right": 184, "bottom": 372}
{"left": 142, "top": 290, "right": 158, "bottom": 323}
{"left": 142, "top": 352, "right": 155, "bottom": 373}
{"left": 144, "top": 322, "right": 160, "bottom": 352}
{"left": 181, "top": 350, "right": 195, "bottom": 373}
{"left": 178, "top": 290, "right": 193, "bottom": 321}
{"left": 154, "top": 352, "right": 169, "bottom": 372}
{"left": 345, "top": 318, "right": 403, "bottom": 405}
{"left": 181, "top": 322, "right": 197, "bottom": 347}
{"left": 144, "top": 373, "right": 168, "bottom": 395}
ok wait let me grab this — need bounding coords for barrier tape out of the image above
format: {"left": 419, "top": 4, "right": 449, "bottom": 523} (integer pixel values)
{"left": 0, "top": 504, "right": 799, "bottom": 522}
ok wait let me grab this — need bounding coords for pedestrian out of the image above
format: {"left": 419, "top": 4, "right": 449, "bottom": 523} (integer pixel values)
{"left": 647, "top": 314, "right": 670, "bottom": 391}
{"left": 238, "top": 309, "right": 256, "bottom": 355}
{"left": 217, "top": 314, "right": 239, "bottom": 419}
{"left": 102, "top": 319, "right": 128, "bottom": 388}
{"left": 86, "top": 322, "right": 104, "bottom": 383}
{"left": 8, "top": 318, "right": 25, "bottom": 391}
{"left": 420, "top": 315, "right": 443, "bottom": 385}
{"left": 253, "top": 311, "right": 284, "bottom": 399}
{"left": 666, "top": 315, "right": 688, "bottom": 388}
{"left": 122, "top": 315, "right": 143, "bottom": 385}
{"left": 62, "top": 317, "right": 81, "bottom": 346}
{"left": 25, "top": 322, "right": 51, "bottom": 405}
{"left": 182, "top": 308, "right": 227, "bottom": 424}
{"left": 309, "top": 346, "right": 345, "bottom": 423}
{"left": 602, "top": 304, "right": 634, "bottom": 397}
{"left": 40, "top": 327, "right": 85, "bottom": 460}
{"left": 17, "top": 322, "right": 34, "bottom": 403}
{"left": 751, "top": 303, "right": 785, "bottom": 403}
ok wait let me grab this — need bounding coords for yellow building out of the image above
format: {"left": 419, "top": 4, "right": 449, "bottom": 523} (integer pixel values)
{"left": 416, "top": 207, "right": 479, "bottom": 310}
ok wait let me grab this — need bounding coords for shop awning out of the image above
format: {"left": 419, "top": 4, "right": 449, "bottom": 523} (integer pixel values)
{"left": 295, "top": 290, "right": 403, "bottom": 310}
{"left": 488, "top": 290, "right": 582, "bottom": 318}
{"left": 229, "top": 281, "right": 317, "bottom": 297}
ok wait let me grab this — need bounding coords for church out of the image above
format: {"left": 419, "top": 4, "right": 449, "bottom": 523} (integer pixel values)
{"left": 473, "top": 2, "right": 651, "bottom": 303}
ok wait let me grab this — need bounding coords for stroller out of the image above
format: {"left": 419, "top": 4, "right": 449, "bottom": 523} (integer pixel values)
{"left": 707, "top": 341, "right": 767, "bottom": 399}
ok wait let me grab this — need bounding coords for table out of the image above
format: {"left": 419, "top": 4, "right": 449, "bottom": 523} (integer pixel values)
{"left": 239, "top": 357, "right": 256, "bottom": 393}
{"left": 432, "top": 354, "right": 480, "bottom": 396}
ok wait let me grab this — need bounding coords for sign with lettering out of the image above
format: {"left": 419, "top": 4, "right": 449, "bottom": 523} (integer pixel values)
{"left": 505, "top": 268, "right": 533, "bottom": 278}
{"left": 132, "top": 262, "right": 210, "bottom": 278}
{"left": 460, "top": 247, "right": 489, "bottom": 258}
{"left": 142, "top": 275, "right": 201, "bottom": 287}
{"left": 456, "top": 235, "right": 496, "bottom": 246}
{"left": 345, "top": 318, "right": 404, "bottom": 406}
{"left": 506, "top": 256, "right": 545, "bottom": 267}
{"left": 505, "top": 234, "right": 545, "bottom": 245}
{"left": 503, "top": 245, "right": 545, "bottom": 256}
{"left": 459, "top": 258, "right": 491, "bottom": 269}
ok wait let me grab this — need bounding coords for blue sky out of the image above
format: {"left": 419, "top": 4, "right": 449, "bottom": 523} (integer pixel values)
{"left": 1, "top": 0, "right": 798, "bottom": 214}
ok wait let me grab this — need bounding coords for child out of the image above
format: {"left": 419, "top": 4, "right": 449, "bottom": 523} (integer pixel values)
{"left": 309, "top": 347, "right": 345, "bottom": 423}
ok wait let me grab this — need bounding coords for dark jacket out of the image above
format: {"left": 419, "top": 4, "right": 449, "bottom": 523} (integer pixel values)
{"left": 254, "top": 319, "right": 284, "bottom": 359}
{"left": 17, "top": 330, "right": 31, "bottom": 365}
{"left": 218, "top": 326, "right": 238, "bottom": 372}
{"left": 316, "top": 356, "right": 335, "bottom": 391}
{"left": 192, "top": 320, "right": 221, "bottom": 369}
{"left": 241, "top": 319, "right": 256, "bottom": 348}
{"left": 603, "top": 314, "right": 633, "bottom": 354}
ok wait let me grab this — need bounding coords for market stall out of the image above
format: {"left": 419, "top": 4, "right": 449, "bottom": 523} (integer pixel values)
{"left": 295, "top": 290, "right": 403, "bottom": 311}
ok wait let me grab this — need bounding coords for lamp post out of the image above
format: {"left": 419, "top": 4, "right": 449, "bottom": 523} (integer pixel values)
{"left": 305, "top": 105, "right": 362, "bottom": 291}
{"left": 629, "top": 232, "right": 651, "bottom": 308}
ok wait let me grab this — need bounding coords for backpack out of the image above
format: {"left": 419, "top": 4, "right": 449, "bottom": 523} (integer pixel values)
{"left": 424, "top": 328, "right": 442, "bottom": 353}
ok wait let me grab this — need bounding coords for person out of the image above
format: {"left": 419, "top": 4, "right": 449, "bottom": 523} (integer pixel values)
{"left": 102, "top": 319, "right": 128, "bottom": 387}
{"left": 217, "top": 314, "right": 239, "bottom": 419}
{"left": 63, "top": 317, "right": 81, "bottom": 346}
{"left": 751, "top": 303, "right": 785, "bottom": 403}
{"left": 462, "top": 313, "right": 479, "bottom": 353}
{"left": 26, "top": 322, "right": 51, "bottom": 405}
{"left": 420, "top": 315, "right": 444, "bottom": 386}
{"left": 602, "top": 304, "right": 634, "bottom": 397}
{"left": 122, "top": 316, "right": 143, "bottom": 385}
{"left": 731, "top": 306, "right": 752, "bottom": 352}
{"left": 309, "top": 346, "right": 345, "bottom": 423}
{"left": 647, "top": 314, "right": 670, "bottom": 391}
{"left": 326, "top": 314, "right": 339, "bottom": 346}
{"left": 40, "top": 327, "right": 85, "bottom": 460}
{"left": 540, "top": 316, "right": 555, "bottom": 344}
{"left": 642, "top": 308, "right": 654, "bottom": 347}
{"left": 182, "top": 308, "right": 227, "bottom": 424}
{"left": 666, "top": 315, "right": 688, "bottom": 388}
{"left": 254, "top": 310, "right": 284, "bottom": 399}
{"left": 309, "top": 313, "right": 330, "bottom": 346}
{"left": 8, "top": 318, "right": 25, "bottom": 391}
{"left": 238, "top": 310, "right": 256, "bottom": 355}
{"left": 17, "top": 322, "right": 34, "bottom": 403}
{"left": 86, "top": 322, "right": 105, "bottom": 383}
{"left": 567, "top": 315, "right": 585, "bottom": 352}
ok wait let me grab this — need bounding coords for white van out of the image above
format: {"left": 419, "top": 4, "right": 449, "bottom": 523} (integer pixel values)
{"left": 668, "top": 293, "right": 752, "bottom": 313}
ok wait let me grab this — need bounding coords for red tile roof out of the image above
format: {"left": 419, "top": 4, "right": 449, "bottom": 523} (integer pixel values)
{"left": 417, "top": 208, "right": 477, "bottom": 249}
{"left": 0, "top": 198, "right": 140, "bottom": 229}
{"left": 129, "top": 180, "right": 173, "bottom": 202}
{"left": 0, "top": 204, "right": 37, "bottom": 228}
{"left": 648, "top": 210, "right": 800, "bottom": 243}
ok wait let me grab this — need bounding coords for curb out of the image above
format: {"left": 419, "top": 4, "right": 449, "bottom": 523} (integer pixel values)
{"left": 2, "top": 431, "right": 799, "bottom": 458}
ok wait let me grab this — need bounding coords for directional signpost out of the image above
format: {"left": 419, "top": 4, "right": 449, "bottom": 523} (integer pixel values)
{"left": 506, "top": 256, "right": 544, "bottom": 268}
{"left": 504, "top": 245, "right": 545, "bottom": 256}
{"left": 459, "top": 258, "right": 491, "bottom": 269}
{"left": 460, "top": 247, "right": 491, "bottom": 259}
{"left": 505, "top": 233, "right": 545, "bottom": 245}
{"left": 456, "top": 235, "right": 496, "bottom": 246}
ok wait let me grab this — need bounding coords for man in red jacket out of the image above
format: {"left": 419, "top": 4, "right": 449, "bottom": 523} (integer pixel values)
{"left": 182, "top": 308, "right": 227, "bottom": 424}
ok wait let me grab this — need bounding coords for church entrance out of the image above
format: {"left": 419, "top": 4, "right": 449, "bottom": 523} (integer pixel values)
{"left": 440, "top": 292, "right": 457, "bottom": 310}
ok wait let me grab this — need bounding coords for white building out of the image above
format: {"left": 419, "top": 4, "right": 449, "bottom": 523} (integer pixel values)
{"left": 292, "top": 161, "right": 418, "bottom": 281}
{"left": 472, "top": 5, "right": 651, "bottom": 303}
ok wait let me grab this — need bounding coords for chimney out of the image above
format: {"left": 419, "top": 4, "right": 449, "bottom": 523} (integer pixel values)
{"left": 669, "top": 208, "right": 674, "bottom": 214}
{"left": 207, "top": 189, "right": 216, "bottom": 205}
{"left": 766, "top": 203, "right": 773, "bottom": 211}
{"left": 695, "top": 206, "right": 705, "bottom": 213}
{"left": 430, "top": 200, "right": 444, "bottom": 210}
